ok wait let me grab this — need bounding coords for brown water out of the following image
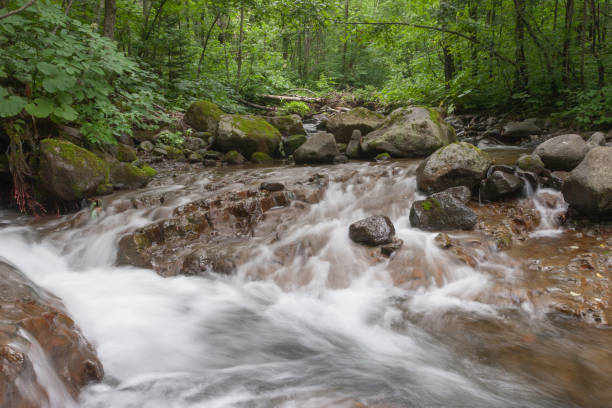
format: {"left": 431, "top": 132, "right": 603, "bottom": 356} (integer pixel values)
{"left": 0, "top": 155, "right": 610, "bottom": 408}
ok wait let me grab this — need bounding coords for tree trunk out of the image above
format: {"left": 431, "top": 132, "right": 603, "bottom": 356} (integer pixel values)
{"left": 513, "top": 0, "right": 528, "bottom": 92}
{"left": 196, "top": 13, "right": 220, "bottom": 80}
{"left": 341, "top": 0, "right": 350, "bottom": 79}
{"left": 103, "top": 0, "right": 116, "bottom": 39}
{"left": 562, "top": 0, "right": 575, "bottom": 87}
{"left": 235, "top": 7, "right": 245, "bottom": 90}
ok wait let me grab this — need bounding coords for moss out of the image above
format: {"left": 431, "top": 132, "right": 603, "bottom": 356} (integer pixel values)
{"left": 375, "top": 152, "right": 391, "bottom": 161}
{"left": 117, "top": 143, "right": 138, "bottom": 162}
{"left": 141, "top": 165, "right": 157, "bottom": 178}
{"left": 427, "top": 108, "right": 443, "bottom": 127}
{"left": 96, "top": 183, "right": 113, "bottom": 195}
{"left": 422, "top": 198, "right": 441, "bottom": 212}
{"left": 224, "top": 150, "right": 245, "bottom": 164}
{"left": 284, "top": 134, "right": 307, "bottom": 155}
{"left": 422, "top": 201, "right": 433, "bottom": 211}
{"left": 337, "top": 143, "right": 348, "bottom": 153}
{"left": 184, "top": 100, "right": 223, "bottom": 132}
{"left": 251, "top": 152, "right": 273, "bottom": 163}
{"left": 231, "top": 115, "right": 280, "bottom": 142}
{"left": 165, "top": 146, "right": 185, "bottom": 160}
{"left": 110, "top": 163, "right": 155, "bottom": 189}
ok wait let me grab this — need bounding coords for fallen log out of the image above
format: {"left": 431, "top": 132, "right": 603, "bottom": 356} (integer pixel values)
{"left": 258, "top": 94, "right": 320, "bottom": 103}
{"left": 236, "top": 98, "right": 276, "bottom": 111}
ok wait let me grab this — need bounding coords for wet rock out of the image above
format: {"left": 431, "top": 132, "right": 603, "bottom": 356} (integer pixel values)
{"left": 283, "top": 134, "right": 307, "bottom": 156}
{"left": 117, "top": 143, "right": 137, "bottom": 162}
{"left": 534, "top": 134, "right": 589, "bottom": 171}
{"left": 587, "top": 132, "right": 606, "bottom": 148}
{"left": 183, "top": 136, "right": 207, "bottom": 151}
{"left": 443, "top": 186, "right": 472, "bottom": 204}
{"left": 188, "top": 152, "right": 203, "bottom": 163}
{"left": 516, "top": 154, "right": 546, "bottom": 175}
{"left": 349, "top": 215, "right": 396, "bottom": 246}
{"left": 346, "top": 130, "right": 362, "bottom": 159}
{"left": 139, "top": 140, "right": 155, "bottom": 152}
{"left": 327, "top": 107, "right": 385, "bottom": 143}
{"left": 562, "top": 146, "right": 612, "bottom": 215}
{"left": 260, "top": 182, "right": 284, "bottom": 192}
{"left": 375, "top": 152, "right": 391, "bottom": 162}
{"left": 416, "top": 142, "right": 491, "bottom": 193}
{"left": 264, "top": 114, "right": 305, "bottom": 136}
{"left": 294, "top": 132, "right": 339, "bottom": 164}
{"left": 380, "top": 238, "right": 404, "bottom": 257}
{"left": 181, "top": 243, "right": 248, "bottom": 275}
{"left": 203, "top": 150, "right": 222, "bottom": 160}
{"left": 481, "top": 171, "right": 525, "bottom": 201}
{"left": 215, "top": 114, "right": 281, "bottom": 157}
{"left": 0, "top": 259, "right": 103, "bottom": 407}
{"left": 110, "top": 163, "right": 156, "bottom": 189}
{"left": 203, "top": 159, "right": 218, "bottom": 167}
{"left": 224, "top": 150, "right": 246, "bottom": 165}
{"left": 410, "top": 191, "right": 478, "bottom": 231}
{"left": 39, "top": 138, "right": 110, "bottom": 201}
{"left": 184, "top": 100, "right": 223, "bottom": 133}
{"left": 165, "top": 146, "right": 185, "bottom": 160}
{"left": 152, "top": 147, "right": 167, "bottom": 157}
{"left": 501, "top": 119, "right": 540, "bottom": 141}
{"left": 251, "top": 152, "right": 273, "bottom": 164}
{"left": 361, "top": 107, "right": 457, "bottom": 157}
{"left": 333, "top": 154, "right": 349, "bottom": 164}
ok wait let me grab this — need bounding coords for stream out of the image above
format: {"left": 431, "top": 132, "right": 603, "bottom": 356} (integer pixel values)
{"left": 0, "top": 150, "right": 611, "bottom": 408}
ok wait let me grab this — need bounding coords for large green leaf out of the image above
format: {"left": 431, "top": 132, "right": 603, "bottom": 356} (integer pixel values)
{"left": 0, "top": 87, "right": 27, "bottom": 117}
{"left": 53, "top": 103, "right": 78, "bottom": 121}
{"left": 36, "top": 61, "right": 59, "bottom": 76}
{"left": 25, "top": 97, "right": 56, "bottom": 118}
{"left": 42, "top": 73, "right": 76, "bottom": 93}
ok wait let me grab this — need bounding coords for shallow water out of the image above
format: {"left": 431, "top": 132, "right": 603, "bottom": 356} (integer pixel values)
{"left": 0, "top": 158, "right": 610, "bottom": 408}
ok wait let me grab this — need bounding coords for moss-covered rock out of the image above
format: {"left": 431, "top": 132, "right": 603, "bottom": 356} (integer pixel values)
{"left": 215, "top": 114, "right": 281, "bottom": 157}
{"left": 224, "top": 150, "right": 246, "bottom": 165}
{"left": 165, "top": 146, "right": 185, "bottom": 160}
{"left": 361, "top": 107, "right": 457, "bottom": 158}
{"left": 184, "top": 100, "right": 223, "bottom": 133}
{"left": 375, "top": 152, "right": 391, "bottom": 162}
{"left": 264, "top": 114, "right": 305, "bottom": 137}
{"left": 110, "top": 163, "right": 157, "bottom": 189}
{"left": 39, "top": 138, "right": 110, "bottom": 201}
{"left": 283, "top": 134, "right": 307, "bottom": 156}
{"left": 327, "top": 107, "right": 385, "bottom": 143}
{"left": 117, "top": 143, "right": 138, "bottom": 162}
{"left": 251, "top": 152, "right": 273, "bottom": 164}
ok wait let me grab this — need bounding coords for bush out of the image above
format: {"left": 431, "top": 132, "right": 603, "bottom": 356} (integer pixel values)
{"left": 280, "top": 101, "right": 311, "bottom": 117}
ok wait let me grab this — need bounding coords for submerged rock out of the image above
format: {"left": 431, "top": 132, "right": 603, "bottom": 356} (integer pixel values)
{"left": 416, "top": 142, "right": 491, "bottom": 193}
{"left": 534, "top": 134, "right": 589, "bottom": 171}
{"left": 184, "top": 100, "right": 223, "bottom": 133}
{"left": 361, "top": 107, "right": 457, "bottom": 157}
{"left": 410, "top": 190, "right": 478, "bottom": 231}
{"left": 39, "top": 138, "right": 110, "bottom": 202}
{"left": 327, "top": 107, "right": 384, "bottom": 143}
{"left": 349, "top": 215, "right": 396, "bottom": 246}
{"left": 215, "top": 114, "right": 282, "bottom": 158}
{"left": 294, "top": 132, "right": 339, "bottom": 164}
{"left": 562, "top": 146, "right": 612, "bottom": 215}
{"left": 0, "top": 259, "right": 103, "bottom": 407}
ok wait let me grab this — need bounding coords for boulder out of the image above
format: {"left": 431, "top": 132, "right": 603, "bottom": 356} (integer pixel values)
{"left": 349, "top": 215, "right": 395, "bottom": 246}
{"left": 188, "top": 152, "right": 203, "bottom": 163}
{"left": 534, "top": 134, "right": 589, "bottom": 171}
{"left": 116, "top": 143, "right": 137, "bottom": 162}
{"left": 410, "top": 191, "right": 478, "bottom": 231}
{"left": 416, "top": 142, "right": 491, "bottom": 193}
{"left": 264, "top": 115, "right": 305, "bottom": 136}
{"left": 606, "top": 129, "right": 612, "bottom": 141}
{"left": 39, "top": 139, "right": 110, "bottom": 201}
{"left": 562, "top": 146, "right": 612, "bottom": 215}
{"left": 361, "top": 107, "right": 457, "bottom": 157}
{"left": 224, "top": 150, "right": 245, "bottom": 165}
{"left": 501, "top": 119, "right": 540, "bottom": 141}
{"left": 334, "top": 154, "right": 349, "bottom": 164}
{"left": 587, "top": 132, "right": 606, "bottom": 148}
{"left": 516, "top": 153, "right": 546, "bottom": 175}
{"left": 183, "top": 136, "right": 207, "bottom": 151}
{"left": 184, "top": 100, "right": 223, "bottom": 133}
{"left": 283, "top": 134, "right": 307, "bottom": 156}
{"left": 346, "top": 130, "right": 362, "bottom": 159}
{"left": 165, "top": 146, "right": 185, "bottom": 160}
{"left": 442, "top": 186, "right": 472, "bottom": 204}
{"left": 260, "top": 182, "right": 285, "bottom": 192}
{"left": 110, "top": 163, "right": 157, "bottom": 189}
{"left": 0, "top": 259, "right": 103, "bottom": 407}
{"left": 327, "top": 107, "right": 385, "bottom": 143}
{"left": 294, "top": 132, "right": 339, "bottom": 164}
{"left": 481, "top": 170, "right": 525, "bottom": 201}
{"left": 215, "top": 114, "right": 281, "bottom": 157}
{"left": 139, "top": 140, "right": 155, "bottom": 152}
{"left": 251, "top": 152, "right": 273, "bottom": 164}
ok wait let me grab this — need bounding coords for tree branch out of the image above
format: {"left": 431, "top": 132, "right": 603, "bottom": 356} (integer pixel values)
{"left": 336, "top": 20, "right": 517, "bottom": 66}
{"left": 0, "top": 0, "right": 36, "bottom": 21}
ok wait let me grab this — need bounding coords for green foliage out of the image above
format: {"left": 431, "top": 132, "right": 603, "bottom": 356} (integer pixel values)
{"left": 280, "top": 101, "right": 311, "bottom": 117}
{"left": 156, "top": 130, "right": 184, "bottom": 147}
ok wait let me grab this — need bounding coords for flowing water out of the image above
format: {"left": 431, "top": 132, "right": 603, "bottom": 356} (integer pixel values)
{"left": 0, "top": 156, "right": 611, "bottom": 408}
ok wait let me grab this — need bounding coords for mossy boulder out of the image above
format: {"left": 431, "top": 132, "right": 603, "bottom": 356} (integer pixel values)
{"left": 110, "top": 163, "right": 157, "bottom": 189}
{"left": 283, "top": 134, "right": 307, "bottom": 156}
{"left": 327, "top": 107, "right": 385, "bottom": 143}
{"left": 375, "top": 152, "right": 391, "bottom": 162}
{"left": 117, "top": 143, "right": 138, "bottom": 162}
{"left": 416, "top": 142, "right": 491, "bottom": 193}
{"left": 165, "top": 146, "right": 185, "bottom": 160}
{"left": 224, "top": 150, "right": 246, "bottom": 165}
{"left": 361, "top": 107, "right": 457, "bottom": 158}
{"left": 251, "top": 152, "right": 273, "bottom": 163}
{"left": 39, "top": 138, "right": 110, "bottom": 201}
{"left": 264, "top": 115, "right": 305, "bottom": 137}
{"left": 215, "top": 114, "right": 281, "bottom": 157}
{"left": 410, "top": 189, "right": 478, "bottom": 231}
{"left": 184, "top": 100, "right": 223, "bottom": 133}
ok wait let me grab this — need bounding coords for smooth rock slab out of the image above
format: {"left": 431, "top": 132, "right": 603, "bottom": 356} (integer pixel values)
{"left": 349, "top": 215, "right": 396, "bottom": 246}
{"left": 534, "top": 134, "right": 589, "bottom": 171}
{"left": 562, "top": 146, "right": 612, "bottom": 215}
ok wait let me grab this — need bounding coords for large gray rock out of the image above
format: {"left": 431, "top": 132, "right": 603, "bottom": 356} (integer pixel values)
{"left": 534, "top": 134, "right": 589, "bottom": 171}
{"left": 562, "top": 147, "right": 612, "bottom": 215}
{"left": 110, "top": 163, "right": 156, "bottom": 189}
{"left": 215, "top": 114, "right": 281, "bottom": 157}
{"left": 294, "top": 132, "right": 339, "bottom": 164}
{"left": 346, "top": 130, "right": 362, "bottom": 159}
{"left": 349, "top": 215, "right": 395, "bottom": 246}
{"left": 501, "top": 119, "right": 540, "bottom": 141}
{"left": 39, "top": 138, "right": 110, "bottom": 201}
{"left": 184, "top": 100, "right": 223, "bottom": 133}
{"left": 264, "top": 115, "right": 305, "bottom": 137}
{"left": 481, "top": 171, "right": 525, "bottom": 201}
{"left": 327, "top": 107, "right": 385, "bottom": 143}
{"left": 416, "top": 142, "right": 491, "bottom": 193}
{"left": 410, "top": 190, "right": 478, "bottom": 231}
{"left": 361, "top": 107, "right": 457, "bottom": 157}
{"left": 587, "top": 132, "right": 606, "bottom": 148}
{"left": 516, "top": 153, "right": 546, "bottom": 175}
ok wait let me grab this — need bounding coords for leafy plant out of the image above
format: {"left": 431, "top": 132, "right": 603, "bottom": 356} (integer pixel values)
{"left": 156, "top": 130, "right": 184, "bottom": 147}
{"left": 280, "top": 101, "right": 311, "bottom": 117}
